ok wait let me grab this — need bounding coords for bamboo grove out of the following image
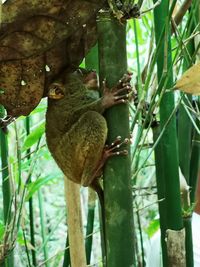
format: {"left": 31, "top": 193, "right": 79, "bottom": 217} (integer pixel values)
{"left": 0, "top": 0, "right": 200, "bottom": 267}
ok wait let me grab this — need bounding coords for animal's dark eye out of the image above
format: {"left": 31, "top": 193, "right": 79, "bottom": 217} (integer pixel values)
{"left": 55, "top": 87, "right": 62, "bottom": 94}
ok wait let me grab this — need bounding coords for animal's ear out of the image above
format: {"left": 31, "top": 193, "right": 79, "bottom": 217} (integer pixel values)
{"left": 48, "top": 83, "right": 65, "bottom": 99}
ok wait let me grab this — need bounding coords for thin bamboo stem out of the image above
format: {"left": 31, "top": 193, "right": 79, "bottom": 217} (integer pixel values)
{"left": 85, "top": 44, "right": 98, "bottom": 265}
{"left": 63, "top": 233, "right": 70, "bottom": 267}
{"left": 85, "top": 189, "right": 96, "bottom": 265}
{"left": 0, "top": 105, "right": 14, "bottom": 267}
{"left": 26, "top": 117, "right": 37, "bottom": 266}
{"left": 38, "top": 189, "right": 49, "bottom": 267}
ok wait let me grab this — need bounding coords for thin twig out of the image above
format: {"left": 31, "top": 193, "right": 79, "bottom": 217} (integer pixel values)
{"left": 37, "top": 229, "right": 101, "bottom": 267}
{"left": 172, "top": 0, "right": 193, "bottom": 34}
{"left": 134, "top": 198, "right": 165, "bottom": 213}
{"left": 140, "top": 0, "right": 161, "bottom": 15}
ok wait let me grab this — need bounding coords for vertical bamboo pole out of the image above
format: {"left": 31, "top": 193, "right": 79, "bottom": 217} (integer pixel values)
{"left": 0, "top": 106, "right": 14, "bottom": 267}
{"left": 177, "top": 0, "right": 200, "bottom": 265}
{"left": 63, "top": 233, "right": 70, "bottom": 267}
{"left": 38, "top": 189, "right": 49, "bottom": 267}
{"left": 85, "top": 45, "right": 98, "bottom": 265}
{"left": 0, "top": 3, "right": 14, "bottom": 265}
{"left": 64, "top": 179, "right": 86, "bottom": 267}
{"left": 190, "top": 0, "right": 200, "bottom": 204}
{"left": 97, "top": 10, "right": 135, "bottom": 267}
{"left": 190, "top": 127, "right": 200, "bottom": 203}
{"left": 153, "top": 0, "right": 184, "bottom": 266}
{"left": 26, "top": 117, "right": 37, "bottom": 266}
{"left": 153, "top": 125, "right": 168, "bottom": 265}
{"left": 178, "top": 98, "right": 192, "bottom": 181}
{"left": 178, "top": 2, "right": 199, "bottom": 266}
{"left": 85, "top": 189, "right": 96, "bottom": 264}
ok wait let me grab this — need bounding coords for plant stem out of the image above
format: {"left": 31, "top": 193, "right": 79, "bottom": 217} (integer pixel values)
{"left": 85, "top": 44, "right": 98, "bottom": 265}
{"left": 26, "top": 117, "right": 37, "bottom": 266}
{"left": 38, "top": 189, "right": 49, "bottom": 267}
{"left": 177, "top": 2, "right": 199, "bottom": 266}
{"left": 0, "top": 106, "right": 14, "bottom": 267}
{"left": 153, "top": 0, "right": 184, "bottom": 265}
{"left": 97, "top": 10, "right": 135, "bottom": 267}
{"left": 85, "top": 189, "right": 96, "bottom": 265}
{"left": 190, "top": 125, "right": 200, "bottom": 203}
{"left": 63, "top": 233, "right": 70, "bottom": 267}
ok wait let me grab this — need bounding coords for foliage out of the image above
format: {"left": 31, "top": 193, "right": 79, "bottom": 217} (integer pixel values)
{"left": 0, "top": 0, "right": 200, "bottom": 266}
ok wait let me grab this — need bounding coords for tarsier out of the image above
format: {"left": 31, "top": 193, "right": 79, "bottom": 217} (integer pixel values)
{"left": 45, "top": 68, "right": 132, "bottom": 206}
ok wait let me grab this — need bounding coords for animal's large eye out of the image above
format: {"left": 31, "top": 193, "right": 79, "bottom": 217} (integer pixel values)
{"left": 48, "top": 83, "right": 65, "bottom": 100}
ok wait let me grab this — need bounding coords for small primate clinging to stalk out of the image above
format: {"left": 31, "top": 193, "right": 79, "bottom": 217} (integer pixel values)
{"left": 45, "top": 68, "right": 132, "bottom": 205}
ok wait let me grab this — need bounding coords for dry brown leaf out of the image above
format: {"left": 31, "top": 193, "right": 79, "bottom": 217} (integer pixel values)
{"left": 0, "top": 56, "right": 45, "bottom": 116}
{"left": 174, "top": 62, "right": 200, "bottom": 95}
{"left": 0, "top": 0, "right": 105, "bottom": 61}
{"left": 0, "top": 1, "right": 103, "bottom": 116}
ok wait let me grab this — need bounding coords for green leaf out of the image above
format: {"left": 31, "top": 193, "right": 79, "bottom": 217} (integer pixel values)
{"left": 0, "top": 220, "right": 5, "bottom": 240}
{"left": 22, "top": 122, "right": 45, "bottom": 151}
{"left": 25, "top": 173, "right": 60, "bottom": 200}
{"left": 30, "top": 105, "right": 47, "bottom": 115}
{"left": 17, "top": 228, "right": 26, "bottom": 246}
{"left": 146, "top": 219, "right": 160, "bottom": 237}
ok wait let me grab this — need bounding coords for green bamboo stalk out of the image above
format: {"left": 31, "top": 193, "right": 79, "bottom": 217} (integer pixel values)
{"left": 97, "top": 10, "right": 135, "bottom": 267}
{"left": 135, "top": 202, "right": 145, "bottom": 266}
{"left": 22, "top": 229, "right": 32, "bottom": 267}
{"left": 183, "top": 216, "right": 193, "bottom": 267}
{"left": 85, "top": 190, "right": 96, "bottom": 264}
{"left": 189, "top": 0, "right": 200, "bottom": 203}
{"left": 0, "top": 106, "right": 14, "bottom": 267}
{"left": 152, "top": 125, "right": 168, "bottom": 265}
{"left": 177, "top": 3, "right": 198, "bottom": 265}
{"left": 13, "top": 122, "right": 22, "bottom": 195}
{"left": 180, "top": 3, "right": 200, "bottom": 266}
{"left": 178, "top": 98, "right": 192, "bottom": 181}
{"left": 26, "top": 117, "right": 37, "bottom": 266}
{"left": 38, "top": 189, "right": 49, "bottom": 267}
{"left": 14, "top": 121, "right": 33, "bottom": 265}
{"left": 189, "top": 0, "right": 200, "bottom": 202}
{"left": 178, "top": 0, "right": 197, "bottom": 184}
{"left": 131, "top": 19, "right": 145, "bottom": 260}
{"left": 63, "top": 233, "right": 70, "bottom": 267}
{"left": 153, "top": 0, "right": 184, "bottom": 266}
{"left": 190, "top": 124, "right": 200, "bottom": 203}
{"left": 85, "top": 45, "right": 98, "bottom": 265}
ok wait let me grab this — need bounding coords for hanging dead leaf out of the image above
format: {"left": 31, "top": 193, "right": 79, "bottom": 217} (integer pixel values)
{"left": 0, "top": 1, "right": 103, "bottom": 117}
{"left": 174, "top": 63, "right": 200, "bottom": 95}
{"left": 0, "top": 56, "right": 45, "bottom": 117}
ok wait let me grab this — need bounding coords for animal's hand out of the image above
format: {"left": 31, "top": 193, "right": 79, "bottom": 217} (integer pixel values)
{"left": 101, "top": 71, "right": 133, "bottom": 109}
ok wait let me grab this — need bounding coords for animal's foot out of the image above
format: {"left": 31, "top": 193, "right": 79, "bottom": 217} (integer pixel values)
{"left": 103, "top": 136, "right": 129, "bottom": 159}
